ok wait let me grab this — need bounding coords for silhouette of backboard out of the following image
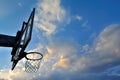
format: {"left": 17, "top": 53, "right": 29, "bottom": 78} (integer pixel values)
{"left": 11, "top": 8, "right": 35, "bottom": 70}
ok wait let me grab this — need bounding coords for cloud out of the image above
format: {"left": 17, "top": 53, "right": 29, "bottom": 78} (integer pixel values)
{"left": 34, "top": 24, "right": 120, "bottom": 79}
{"left": 79, "top": 24, "right": 120, "bottom": 72}
{"left": 17, "top": 24, "right": 120, "bottom": 79}
{"left": 0, "top": 24, "right": 120, "bottom": 80}
{"left": 75, "top": 15, "right": 82, "bottom": 21}
{"left": 82, "top": 20, "right": 89, "bottom": 28}
{"left": 0, "top": 0, "right": 120, "bottom": 79}
{"left": 95, "top": 24, "right": 120, "bottom": 54}
{"left": 35, "top": 0, "right": 68, "bottom": 36}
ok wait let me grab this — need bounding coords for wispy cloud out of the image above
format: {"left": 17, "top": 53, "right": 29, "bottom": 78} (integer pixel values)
{"left": 0, "top": 0, "right": 120, "bottom": 80}
{"left": 30, "top": 24, "right": 120, "bottom": 79}
{"left": 75, "top": 15, "right": 82, "bottom": 21}
{"left": 74, "top": 15, "right": 89, "bottom": 29}
{"left": 82, "top": 20, "right": 89, "bottom": 28}
{"left": 35, "top": 0, "right": 67, "bottom": 37}
{"left": 1, "top": 24, "right": 119, "bottom": 80}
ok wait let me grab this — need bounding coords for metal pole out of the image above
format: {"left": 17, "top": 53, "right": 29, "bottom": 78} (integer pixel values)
{"left": 0, "top": 34, "right": 16, "bottom": 47}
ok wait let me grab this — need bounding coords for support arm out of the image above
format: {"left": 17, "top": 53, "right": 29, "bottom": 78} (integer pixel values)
{"left": 0, "top": 34, "right": 16, "bottom": 47}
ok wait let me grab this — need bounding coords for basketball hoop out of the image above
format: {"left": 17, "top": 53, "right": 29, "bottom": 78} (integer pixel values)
{"left": 25, "top": 52, "right": 43, "bottom": 72}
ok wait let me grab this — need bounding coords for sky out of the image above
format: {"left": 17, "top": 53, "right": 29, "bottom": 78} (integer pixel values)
{"left": 0, "top": 0, "right": 120, "bottom": 80}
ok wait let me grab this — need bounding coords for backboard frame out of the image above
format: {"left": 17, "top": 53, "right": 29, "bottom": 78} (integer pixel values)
{"left": 11, "top": 8, "right": 35, "bottom": 70}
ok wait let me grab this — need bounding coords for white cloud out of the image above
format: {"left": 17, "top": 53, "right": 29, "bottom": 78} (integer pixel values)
{"left": 76, "top": 15, "right": 82, "bottom": 21}
{"left": 0, "top": 0, "right": 120, "bottom": 79}
{"left": 76, "top": 24, "right": 120, "bottom": 72}
{"left": 31, "top": 24, "right": 120, "bottom": 79}
{"left": 35, "top": 0, "right": 67, "bottom": 36}
{"left": 95, "top": 24, "right": 120, "bottom": 54}
{"left": 0, "top": 39, "right": 80, "bottom": 80}
{"left": 1, "top": 24, "right": 120, "bottom": 80}
{"left": 37, "top": 24, "right": 120, "bottom": 79}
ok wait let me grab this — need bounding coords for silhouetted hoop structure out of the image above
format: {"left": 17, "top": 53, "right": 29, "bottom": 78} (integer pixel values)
{"left": 25, "top": 52, "right": 43, "bottom": 72}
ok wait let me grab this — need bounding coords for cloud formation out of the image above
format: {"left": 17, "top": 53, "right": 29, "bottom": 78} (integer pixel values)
{"left": 34, "top": 24, "right": 120, "bottom": 80}
{"left": 35, "top": 0, "right": 67, "bottom": 36}
{"left": 27, "top": 24, "right": 120, "bottom": 80}
{"left": 76, "top": 15, "right": 82, "bottom": 21}
{"left": 0, "top": 0, "right": 120, "bottom": 79}
{"left": 1, "top": 24, "right": 119, "bottom": 80}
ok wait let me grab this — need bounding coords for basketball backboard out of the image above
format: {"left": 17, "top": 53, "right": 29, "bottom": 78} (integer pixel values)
{"left": 11, "top": 8, "right": 35, "bottom": 70}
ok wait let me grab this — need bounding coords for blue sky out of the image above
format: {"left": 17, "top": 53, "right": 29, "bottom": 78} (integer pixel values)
{"left": 0, "top": 0, "right": 120, "bottom": 80}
